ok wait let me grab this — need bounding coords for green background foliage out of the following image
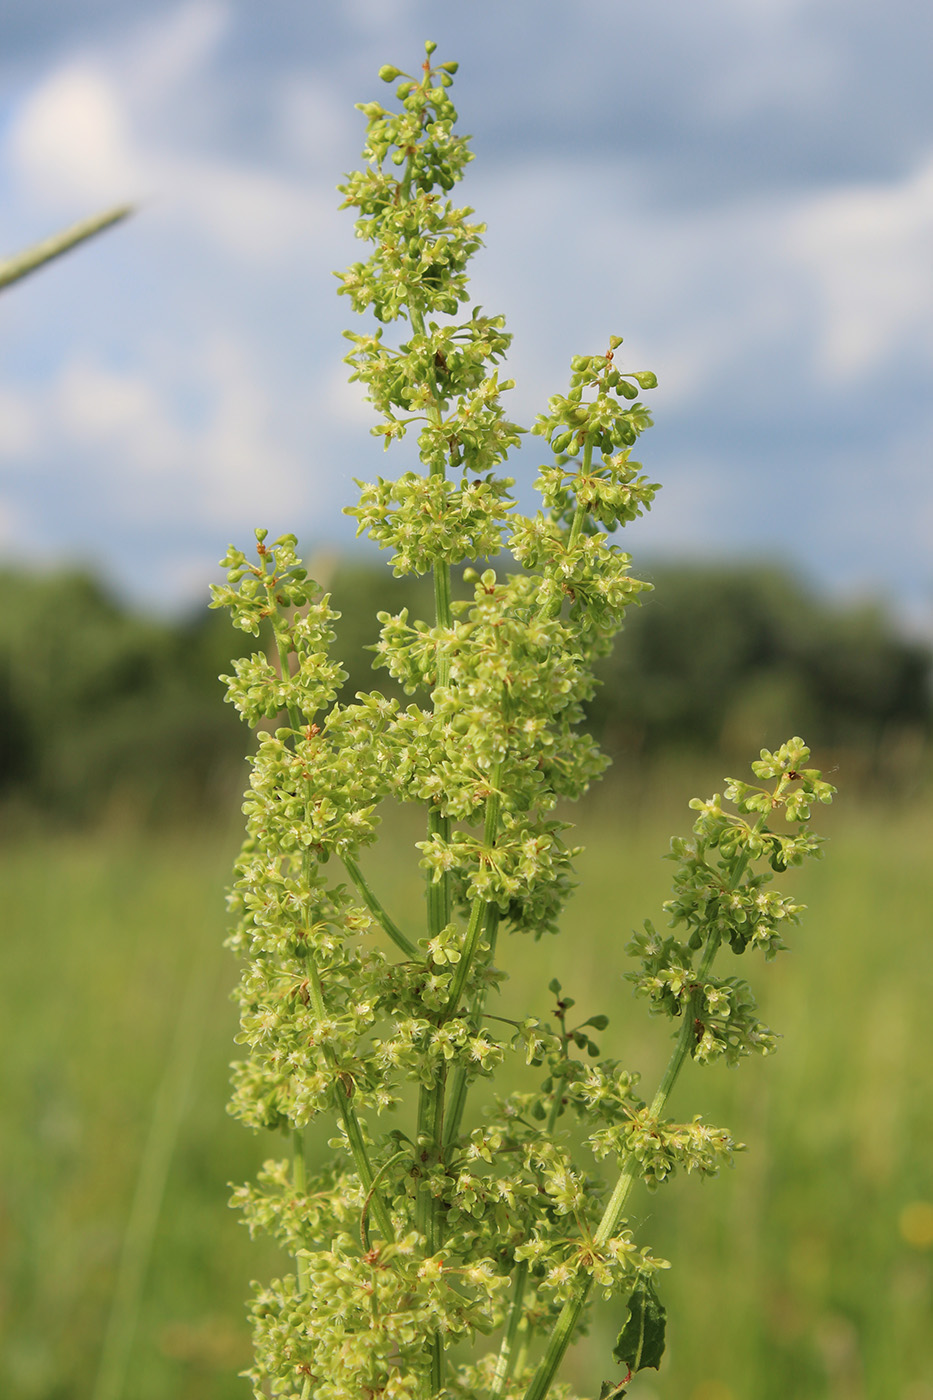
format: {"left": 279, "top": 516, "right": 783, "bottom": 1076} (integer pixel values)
{"left": 1, "top": 558, "right": 928, "bottom": 827}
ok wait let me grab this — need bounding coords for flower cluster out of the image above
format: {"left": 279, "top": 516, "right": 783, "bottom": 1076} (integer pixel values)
{"left": 212, "top": 47, "right": 834, "bottom": 1400}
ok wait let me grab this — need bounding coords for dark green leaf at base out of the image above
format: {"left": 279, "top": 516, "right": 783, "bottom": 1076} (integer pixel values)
{"left": 613, "top": 1274, "right": 667, "bottom": 1373}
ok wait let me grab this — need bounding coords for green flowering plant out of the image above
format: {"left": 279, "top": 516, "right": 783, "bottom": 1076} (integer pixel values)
{"left": 211, "top": 43, "right": 835, "bottom": 1400}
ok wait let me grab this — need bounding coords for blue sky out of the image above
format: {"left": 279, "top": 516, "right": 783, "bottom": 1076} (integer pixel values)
{"left": 1, "top": 0, "right": 931, "bottom": 625}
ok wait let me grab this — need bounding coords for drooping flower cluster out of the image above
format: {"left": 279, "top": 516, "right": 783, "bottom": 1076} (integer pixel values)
{"left": 212, "top": 46, "right": 834, "bottom": 1400}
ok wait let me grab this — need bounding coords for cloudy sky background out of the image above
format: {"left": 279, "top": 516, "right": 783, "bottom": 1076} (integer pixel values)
{"left": 1, "top": 0, "right": 931, "bottom": 626}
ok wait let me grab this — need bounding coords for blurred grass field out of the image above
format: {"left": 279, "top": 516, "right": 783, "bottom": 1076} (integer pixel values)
{"left": 1, "top": 778, "right": 931, "bottom": 1400}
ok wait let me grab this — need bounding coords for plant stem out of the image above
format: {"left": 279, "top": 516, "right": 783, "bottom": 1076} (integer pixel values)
{"left": 360, "top": 1150, "right": 409, "bottom": 1252}
{"left": 443, "top": 904, "right": 499, "bottom": 1149}
{"left": 419, "top": 780, "right": 504, "bottom": 1391}
{"left": 419, "top": 812, "right": 450, "bottom": 1267}
{"left": 419, "top": 346, "right": 456, "bottom": 1391}
{"left": 0, "top": 203, "right": 134, "bottom": 292}
{"left": 342, "top": 854, "right": 418, "bottom": 958}
{"left": 339, "top": 1100, "right": 396, "bottom": 1242}
{"left": 546, "top": 1040, "right": 569, "bottom": 1136}
{"left": 440, "top": 763, "right": 504, "bottom": 1144}
{"left": 414, "top": 1068, "right": 446, "bottom": 1397}
{"left": 514, "top": 1324, "right": 530, "bottom": 1383}
{"left": 442, "top": 893, "right": 486, "bottom": 1018}
{"left": 492, "top": 1260, "right": 529, "bottom": 1400}
{"left": 292, "top": 1130, "right": 310, "bottom": 1294}
{"left": 263, "top": 583, "right": 399, "bottom": 1242}
{"left": 406, "top": 120, "right": 496, "bottom": 1388}
{"left": 426, "top": 805, "right": 452, "bottom": 935}
{"left": 415, "top": 1070, "right": 448, "bottom": 1235}
{"left": 567, "top": 437, "right": 594, "bottom": 552}
{"left": 304, "top": 960, "right": 395, "bottom": 1243}
{"left": 443, "top": 774, "right": 501, "bottom": 1015}
{"left": 433, "top": 562, "right": 453, "bottom": 689}
{"left": 542, "top": 435, "right": 593, "bottom": 624}
{"left": 521, "top": 933, "right": 722, "bottom": 1400}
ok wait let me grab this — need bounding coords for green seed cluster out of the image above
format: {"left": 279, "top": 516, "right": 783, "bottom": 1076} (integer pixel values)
{"left": 212, "top": 45, "right": 834, "bottom": 1400}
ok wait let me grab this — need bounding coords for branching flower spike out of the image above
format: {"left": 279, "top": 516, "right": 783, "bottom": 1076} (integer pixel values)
{"left": 211, "top": 44, "right": 835, "bottom": 1400}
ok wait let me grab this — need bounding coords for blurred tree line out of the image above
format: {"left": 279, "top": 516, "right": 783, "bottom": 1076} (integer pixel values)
{"left": 0, "top": 557, "right": 928, "bottom": 826}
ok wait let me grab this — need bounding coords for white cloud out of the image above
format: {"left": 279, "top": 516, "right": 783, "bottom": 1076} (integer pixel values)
{"left": 471, "top": 147, "right": 933, "bottom": 417}
{"left": 121, "top": 0, "right": 230, "bottom": 107}
{"left": 189, "top": 336, "right": 305, "bottom": 519}
{"left": 11, "top": 339, "right": 306, "bottom": 533}
{"left": 168, "top": 158, "right": 335, "bottom": 263}
{"left": 784, "top": 153, "right": 933, "bottom": 378}
{"left": 318, "top": 365, "right": 376, "bottom": 430}
{"left": 276, "top": 77, "right": 359, "bottom": 173}
{"left": 0, "top": 388, "right": 38, "bottom": 457}
{"left": 57, "top": 361, "right": 167, "bottom": 453}
{"left": 2, "top": 15, "right": 337, "bottom": 266}
{"left": 6, "top": 65, "right": 140, "bottom": 208}
{"left": 471, "top": 161, "right": 802, "bottom": 413}
{"left": 343, "top": 0, "right": 416, "bottom": 37}
{"left": 702, "top": 0, "right": 839, "bottom": 119}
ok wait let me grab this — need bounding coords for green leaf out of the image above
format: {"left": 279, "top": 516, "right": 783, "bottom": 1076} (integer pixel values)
{"left": 599, "top": 1381, "right": 628, "bottom": 1400}
{"left": 612, "top": 1275, "right": 666, "bottom": 1373}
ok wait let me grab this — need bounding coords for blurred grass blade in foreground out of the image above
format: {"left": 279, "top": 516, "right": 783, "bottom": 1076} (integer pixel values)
{"left": 0, "top": 203, "right": 135, "bottom": 293}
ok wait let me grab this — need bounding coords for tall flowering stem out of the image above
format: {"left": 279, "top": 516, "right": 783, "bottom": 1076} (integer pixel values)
{"left": 211, "top": 43, "right": 835, "bottom": 1400}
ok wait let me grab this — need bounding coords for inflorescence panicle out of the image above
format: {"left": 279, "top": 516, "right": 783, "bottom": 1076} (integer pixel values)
{"left": 211, "top": 45, "right": 834, "bottom": 1400}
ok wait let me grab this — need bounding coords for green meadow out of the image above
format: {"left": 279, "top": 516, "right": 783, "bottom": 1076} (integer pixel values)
{"left": 2, "top": 781, "right": 931, "bottom": 1400}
